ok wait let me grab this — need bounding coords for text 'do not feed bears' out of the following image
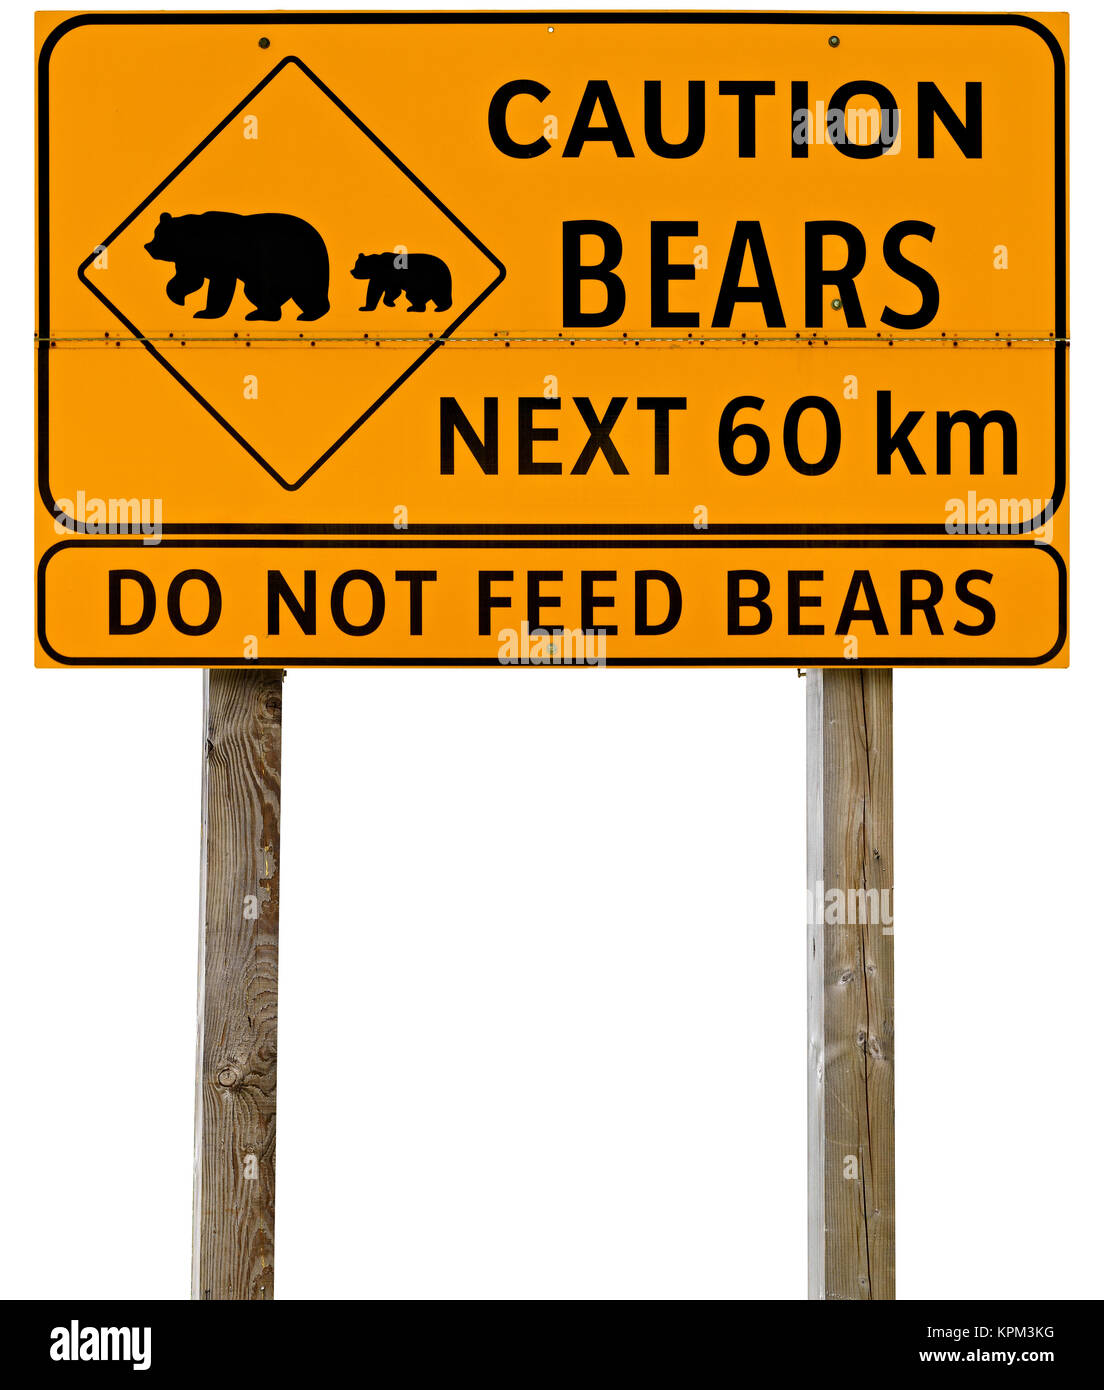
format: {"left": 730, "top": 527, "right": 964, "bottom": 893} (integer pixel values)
{"left": 145, "top": 211, "right": 331, "bottom": 322}
{"left": 351, "top": 251, "right": 453, "bottom": 313}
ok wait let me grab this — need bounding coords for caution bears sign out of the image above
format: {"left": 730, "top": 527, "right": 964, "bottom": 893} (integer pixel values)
{"left": 36, "top": 13, "right": 1068, "bottom": 666}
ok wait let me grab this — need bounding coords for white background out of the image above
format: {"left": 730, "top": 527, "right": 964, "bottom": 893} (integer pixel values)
{"left": 3, "top": 0, "right": 1100, "bottom": 1300}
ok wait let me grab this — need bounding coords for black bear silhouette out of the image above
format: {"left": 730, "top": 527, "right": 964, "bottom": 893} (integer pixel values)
{"left": 145, "top": 211, "right": 330, "bottom": 321}
{"left": 351, "top": 251, "right": 452, "bottom": 313}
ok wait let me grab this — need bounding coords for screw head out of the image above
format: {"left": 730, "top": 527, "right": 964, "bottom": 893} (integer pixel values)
{"left": 258, "top": 36, "right": 271, "bottom": 49}
{"left": 829, "top": 35, "right": 841, "bottom": 48}
{"left": 831, "top": 298, "right": 843, "bottom": 311}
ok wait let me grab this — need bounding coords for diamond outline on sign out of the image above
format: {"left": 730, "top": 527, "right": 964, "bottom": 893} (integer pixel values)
{"left": 75, "top": 55, "right": 507, "bottom": 492}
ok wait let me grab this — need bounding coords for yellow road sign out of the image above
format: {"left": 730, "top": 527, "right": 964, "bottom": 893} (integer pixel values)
{"left": 39, "top": 539, "right": 1066, "bottom": 668}
{"left": 36, "top": 12, "right": 1068, "bottom": 665}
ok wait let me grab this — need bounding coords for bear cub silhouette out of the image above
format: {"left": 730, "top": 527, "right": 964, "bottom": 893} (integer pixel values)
{"left": 145, "top": 211, "right": 330, "bottom": 321}
{"left": 352, "top": 252, "right": 452, "bottom": 313}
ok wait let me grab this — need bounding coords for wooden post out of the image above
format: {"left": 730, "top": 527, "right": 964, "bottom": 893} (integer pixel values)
{"left": 807, "top": 668, "right": 894, "bottom": 1300}
{"left": 192, "top": 669, "right": 283, "bottom": 1300}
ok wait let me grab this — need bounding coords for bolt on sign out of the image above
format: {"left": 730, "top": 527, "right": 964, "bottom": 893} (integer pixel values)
{"left": 36, "top": 12, "right": 1068, "bottom": 667}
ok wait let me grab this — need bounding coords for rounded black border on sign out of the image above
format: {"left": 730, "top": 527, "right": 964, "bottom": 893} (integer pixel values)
{"left": 38, "top": 12, "right": 1067, "bottom": 538}
{"left": 37, "top": 537, "right": 1068, "bottom": 668}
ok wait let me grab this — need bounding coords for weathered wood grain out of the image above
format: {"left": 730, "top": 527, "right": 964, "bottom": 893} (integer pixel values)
{"left": 807, "top": 669, "right": 894, "bottom": 1300}
{"left": 192, "top": 669, "right": 283, "bottom": 1300}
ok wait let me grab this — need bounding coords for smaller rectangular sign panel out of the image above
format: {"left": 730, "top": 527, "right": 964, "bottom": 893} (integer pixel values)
{"left": 37, "top": 540, "right": 1066, "bottom": 667}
